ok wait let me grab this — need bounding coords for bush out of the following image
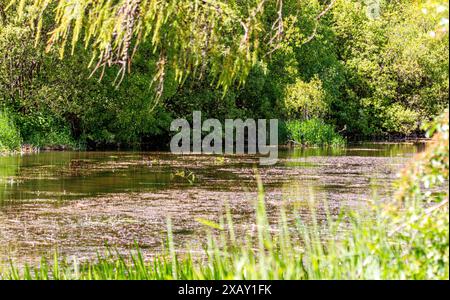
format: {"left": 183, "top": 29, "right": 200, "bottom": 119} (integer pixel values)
{"left": 15, "top": 111, "right": 77, "bottom": 149}
{"left": 395, "top": 109, "right": 449, "bottom": 203}
{"left": 331, "top": 0, "right": 449, "bottom": 136}
{"left": 386, "top": 110, "right": 449, "bottom": 278}
{"left": 283, "top": 76, "right": 327, "bottom": 119}
{"left": 285, "top": 118, "right": 345, "bottom": 147}
{"left": 0, "top": 111, "right": 21, "bottom": 152}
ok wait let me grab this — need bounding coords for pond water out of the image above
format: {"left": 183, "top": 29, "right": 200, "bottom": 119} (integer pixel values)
{"left": 0, "top": 143, "right": 425, "bottom": 266}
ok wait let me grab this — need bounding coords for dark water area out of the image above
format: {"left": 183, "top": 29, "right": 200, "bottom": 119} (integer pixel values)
{"left": 0, "top": 143, "right": 425, "bottom": 266}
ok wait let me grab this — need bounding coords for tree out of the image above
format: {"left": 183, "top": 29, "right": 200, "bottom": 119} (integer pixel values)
{"left": 5, "top": 0, "right": 342, "bottom": 97}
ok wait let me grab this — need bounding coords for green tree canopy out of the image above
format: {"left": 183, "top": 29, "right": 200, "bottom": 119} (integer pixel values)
{"left": 4, "top": 0, "right": 343, "bottom": 97}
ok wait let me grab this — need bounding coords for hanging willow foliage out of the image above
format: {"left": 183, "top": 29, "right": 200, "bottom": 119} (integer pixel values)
{"left": 5, "top": 0, "right": 334, "bottom": 97}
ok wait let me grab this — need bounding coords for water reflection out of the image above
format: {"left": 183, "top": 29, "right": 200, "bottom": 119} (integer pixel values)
{"left": 0, "top": 143, "right": 424, "bottom": 204}
{"left": 0, "top": 143, "right": 425, "bottom": 265}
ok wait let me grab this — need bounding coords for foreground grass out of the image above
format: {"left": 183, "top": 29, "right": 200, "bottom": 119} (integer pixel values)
{"left": 2, "top": 185, "right": 448, "bottom": 280}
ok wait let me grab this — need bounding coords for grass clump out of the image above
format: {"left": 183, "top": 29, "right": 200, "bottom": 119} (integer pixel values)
{"left": 285, "top": 118, "right": 345, "bottom": 147}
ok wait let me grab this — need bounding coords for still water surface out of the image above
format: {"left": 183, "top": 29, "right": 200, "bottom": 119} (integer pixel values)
{"left": 0, "top": 143, "right": 424, "bottom": 265}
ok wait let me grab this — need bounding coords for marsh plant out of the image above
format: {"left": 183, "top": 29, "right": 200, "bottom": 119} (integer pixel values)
{"left": 0, "top": 111, "right": 21, "bottom": 153}
{"left": 285, "top": 119, "right": 346, "bottom": 147}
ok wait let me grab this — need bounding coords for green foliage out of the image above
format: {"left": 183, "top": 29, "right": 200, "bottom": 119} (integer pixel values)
{"left": 7, "top": 0, "right": 287, "bottom": 95}
{"left": 285, "top": 118, "right": 346, "bottom": 146}
{"left": 0, "top": 11, "right": 174, "bottom": 149}
{"left": 382, "top": 104, "right": 420, "bottom": 136}
{"left": 330, "top": 0, "right": 449, "bottom": 136}
{"left": 16, "top": 112, "right": 77, "bottom": 149}
{"left": 0, "top": 0, "right": 448, "bottom": 281}
{"left": 395, "top": 110, "right": 449, "bottom": 203}
{"left": 0, "top": 22, "right": 81, "bottom": 148}
{"left": 283, "top": 76, "right": 327, "bottom": 119}
{"left": 0, "top": 110, "right": 21, "bottom": 152}
{"left": 0, "top": 0, "right": 448, "bottom": 148}
{"left": 385, "top": 110, "right": 449, "bottom": 278}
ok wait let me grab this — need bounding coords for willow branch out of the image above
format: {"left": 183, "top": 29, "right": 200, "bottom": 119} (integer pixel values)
{"left": 301, "top": 0, "right": 336, "bottom": 45}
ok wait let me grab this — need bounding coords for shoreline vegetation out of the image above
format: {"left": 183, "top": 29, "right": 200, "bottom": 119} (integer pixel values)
{"left": 0, "top": 137, "right": 432, "bottom": 157}
{"left": 1, "top": 108, "right": 433, "bottom": 157}
{"left": 0, "top": 137, "right": 433, "bottom": 157}
{"left": 1, "top": 111, "right": 448, "bottom": 280}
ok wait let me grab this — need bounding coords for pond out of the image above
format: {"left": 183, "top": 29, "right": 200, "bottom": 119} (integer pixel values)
{"left": 0, "top": 143, "right": 425, "bottom": 266}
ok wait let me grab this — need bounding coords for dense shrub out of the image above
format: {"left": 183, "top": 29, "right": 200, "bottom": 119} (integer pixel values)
{"left": 0, "top": 17, "right": 174, "bottom": 149}
{"left": 395, "top": 110, "right": 449, "bottom": 203}
{"left": 283, "top": 76, "right": 327, "bottom": 119}
{"left": 387, "top": 110, "right": 449, "bottom": 278}
{"left": 0, "top": 111, "right": 21, "bottom": 152}
{"left": 330, "top": 0, "right": 449, "bottom": 136}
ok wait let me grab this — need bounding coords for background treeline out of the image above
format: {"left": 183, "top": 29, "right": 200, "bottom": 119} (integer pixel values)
{"left": 0, "top": 0, "right": 448, "bottom": 151}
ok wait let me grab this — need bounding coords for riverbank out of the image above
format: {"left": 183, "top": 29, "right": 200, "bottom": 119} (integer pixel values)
{"left": 0, "top": 145, "right": 38, "bottom": 156}
{"left": 1, "top": 144, "right": 83, "bottom": 156}
{"left": 0, "top": 135, "right": 432, "bottom": 157}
